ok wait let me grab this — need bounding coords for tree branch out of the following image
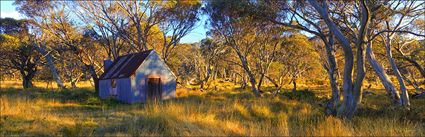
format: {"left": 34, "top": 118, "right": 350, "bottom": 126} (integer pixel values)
{"left": 368, "top": 30, "right": 425, "bottom": 43}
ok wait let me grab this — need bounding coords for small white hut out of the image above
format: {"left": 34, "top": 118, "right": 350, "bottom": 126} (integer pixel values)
{"left": 98, "top": 50, "right": 177, "bottom": 103}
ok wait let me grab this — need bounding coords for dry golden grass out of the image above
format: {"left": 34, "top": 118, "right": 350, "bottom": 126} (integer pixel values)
{"left": 0, "top": 80, "right": 93, "bottom": 89}
{"left": 1, "top": 81, "right": 425, "bottom": 136}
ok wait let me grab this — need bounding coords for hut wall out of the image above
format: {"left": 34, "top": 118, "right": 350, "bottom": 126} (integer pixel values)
{"left": 115, "top": 78, "right": 132, "bottom": 103}
{"left": 133, "top": 52, "right": 177, "bottom": 103}
{"left": 99, "top": 79, "right": 111, "bottom": 99}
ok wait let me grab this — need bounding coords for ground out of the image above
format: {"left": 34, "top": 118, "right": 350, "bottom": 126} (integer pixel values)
{"left": 1, "top": 81, "right": 425, "bottom": 136}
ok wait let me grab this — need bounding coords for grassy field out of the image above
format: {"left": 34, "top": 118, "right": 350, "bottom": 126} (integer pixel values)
{"left": 1, "top": 81, "right": 425, "bottom": 136}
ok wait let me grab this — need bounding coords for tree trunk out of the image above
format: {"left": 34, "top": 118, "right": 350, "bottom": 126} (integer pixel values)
{"left": 309, "top": 1, "right": 355, "bottom": 118}
{"left": 265, "top": 75, "right": 279, "bottom": 88}
{"left": 223, "top": 68, "right": 227, "bottom": 79}
{"left": 350, "top": 41, "right": 366, "bottom": 118}
{"left": 310, "top": 0, "right": 371, "bottom": 118}
{"left": 71, "top": 79, "right": 77, "bottom": 88}
{"left": 241, "top": 75, "right": 247, "bottom": 89}
{"left": 235, "top": 49, "right": 261, "bottom": 96}
{"left": 21, "top": 68, "right": 36, "bottom": 89}
{"left": 213, "top": 70, "right": 217, "bottom": 80}
{"left": 347, "top": 4, "right": 370, "bottom": 118}
{"left": 46, "top": 55, "right": 65, "bottom": 89}
{"left": 34, "top": 44, "right": 65, "bottom": 89}
{"left": 384, "top": 35, "right": 410, "bottom": 107}
{"left": 247, "top": 72, "right": 260, "bottom": 96}
{"left": 257, "top": 73, "right": 265, "bottom": 92}
{"left": 200, "top": 65, "right": 212, "bottom": 91}
{"left": 292, "top": 77, "right": 297, "bottom": 92}
{"left": 86, "top": 65, "right": 99, "bottom": 93}
{"left": 22, "top": 76, "right": 34, "bottom": 89}
{"left": 366, "top": 42, "right": 401, "bottom": 104}
{"left": 233, "top": 73, "right": 238, "bottom": 84}
{"left": 324, "top": 33, "right": 340, "bottom": 116}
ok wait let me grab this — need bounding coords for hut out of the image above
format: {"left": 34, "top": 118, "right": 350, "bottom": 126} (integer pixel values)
{"left": 98, "top": 50, "right": 177, "bottom": 103}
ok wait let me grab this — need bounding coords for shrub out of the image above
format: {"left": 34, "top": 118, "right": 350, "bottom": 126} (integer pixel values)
{"left": 281, "top": 89, "right": 317, "bottom": 101}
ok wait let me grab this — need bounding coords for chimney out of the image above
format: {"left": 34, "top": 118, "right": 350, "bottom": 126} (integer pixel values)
{"left": 104, "top": 60, "right": 113, "bottom": 72}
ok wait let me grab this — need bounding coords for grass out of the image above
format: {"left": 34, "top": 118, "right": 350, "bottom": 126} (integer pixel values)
{"left": 1, "top": 81, "right": 425, "bottom": 136}
{"left": 0, "top": 80, "right": 93, "bottom": 89}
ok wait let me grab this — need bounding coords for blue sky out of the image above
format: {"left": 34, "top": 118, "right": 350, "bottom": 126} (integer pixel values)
{"left": 0, "top": 1, "right": 207, "bottom": 43}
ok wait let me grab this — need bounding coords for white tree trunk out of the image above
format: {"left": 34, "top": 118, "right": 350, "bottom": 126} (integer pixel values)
{"left": 384, "top": 35, "right": 410, "bottom": 107}
{"left": 324, "top": 36, "right": 340, "bottom": 115}
{"left": 234, "top": 47, "right": 261, "bottom": 96}
{"left": 309, "top": 0, "right": 370, "bottom": 118}
{"left": 366, "top": 42, "right": 401, "bottom": 104}
{"left": 35, "top": 44, "right": 65, "bottom": 89}
{"left": 309, "top": 0, "right": 355, "bottom": 118}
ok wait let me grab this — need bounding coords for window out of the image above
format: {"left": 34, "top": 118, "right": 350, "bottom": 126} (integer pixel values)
{"left": 111, "top": 79, "right": 116, "bottom": 88}
{"left": 111, "top": 79, "right": 117, "bottom": 96}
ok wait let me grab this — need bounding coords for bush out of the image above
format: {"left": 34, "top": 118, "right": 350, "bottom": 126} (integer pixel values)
{"left": 86, "top": 97, "right": 101, "bottom": 105}
{"left": 281, "top": 89, "right": 317, "bottom": 101}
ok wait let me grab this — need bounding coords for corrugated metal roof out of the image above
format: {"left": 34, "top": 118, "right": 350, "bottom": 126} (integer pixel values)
{"left": 99, "top": 50, "right": 153, "bottom": 80}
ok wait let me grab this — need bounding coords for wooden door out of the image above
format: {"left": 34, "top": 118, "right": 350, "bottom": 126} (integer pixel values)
{"left": 147, "top": 78, "right": 161, "bottom": 101}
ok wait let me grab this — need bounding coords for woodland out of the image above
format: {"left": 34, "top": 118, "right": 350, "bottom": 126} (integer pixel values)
{"left": 1, "top": 0, "right": 425, "bottom": 136}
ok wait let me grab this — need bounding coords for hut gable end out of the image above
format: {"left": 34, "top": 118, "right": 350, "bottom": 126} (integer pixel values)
{"left": 136, "top": 51, "right": 176, "bottom": 80}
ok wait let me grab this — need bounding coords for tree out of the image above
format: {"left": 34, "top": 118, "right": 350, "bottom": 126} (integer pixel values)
{"left": 0, "top": 18, "right": 40, "bottom": 88}
{"left": 252, "top": 0, "right": 343, "bottom": 115}
{"left": 308, "top": 0, "right": 372, "bottom": 118}
{"left": 43, "top": 2, "right": 103, "bottom": 90}
{"left": 204, "top": 0, "right": 287, "bottom": 96}
{"left": 159, "top": 1, "right": 202, "bottom": 63}
{"left": 255, "top": 0, "right": 375, "bottom": 118}
{"left": 394, "top": 37, "right": 425, "bottom": 93}
{"left": 14, "top": 0, "right": 66, "bottom": 89}
{"left": 197, "top": 38, "right": 229, "bottom": 90}
{"left": 74, "top": 1, "right": 128, "bottom": 60}
{"left": 370, "top": 1, "right": 425, "bottom": 107}
{"left": 279, "top": 33, "right": 320, "bottom": 92}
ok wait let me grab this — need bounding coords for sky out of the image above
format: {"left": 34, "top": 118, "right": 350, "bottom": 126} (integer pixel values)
{"left": 0, "top": 1, "right": 207, "bottom": 43}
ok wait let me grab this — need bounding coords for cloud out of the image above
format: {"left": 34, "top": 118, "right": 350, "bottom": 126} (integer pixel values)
{"left": 1, "top": 11, "right": 23, "bottom": 19}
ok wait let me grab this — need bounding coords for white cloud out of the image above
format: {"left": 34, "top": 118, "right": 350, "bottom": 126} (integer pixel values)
{"left": 1, "top": 11, "right": 22, "bottom": 19}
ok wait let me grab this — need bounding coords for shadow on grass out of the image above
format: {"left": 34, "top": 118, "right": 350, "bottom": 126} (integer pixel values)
{"left": 287, "top": 113, "right": 326, "bottom": 136}
{"left": 0, "top": 87, "right": 95, "bottom": 102}
{"left": 1, "top": 114, "right": 69, "bottom": 136}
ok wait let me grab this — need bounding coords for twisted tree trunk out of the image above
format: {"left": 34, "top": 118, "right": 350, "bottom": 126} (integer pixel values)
{"left": 310, "top": 0, "right": 370, "bottom": 118}
{"left": 324, "top": 34, "right": 340, "bottom": 115}
{"left": 366, "top": 42, "right": 401, "bottom": 105}
{"left": 384, "top": 35, "right": 410, "bottom": 107}
{"left": 233, "top": 46, "right": 261, "bottom": 96}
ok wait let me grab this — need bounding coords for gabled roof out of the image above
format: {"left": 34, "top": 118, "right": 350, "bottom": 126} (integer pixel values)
{"left": 99, "top": 50, "right": 153, "bottom": 80}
